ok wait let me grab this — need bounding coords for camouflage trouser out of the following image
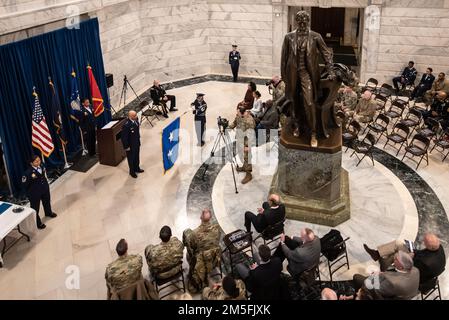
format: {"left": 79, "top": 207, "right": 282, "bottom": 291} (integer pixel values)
{"left": 183, "top": 229, "right": 221, "bottom": 293}
{"left": 242, "top": 136, "right": 252, "bottom": 173}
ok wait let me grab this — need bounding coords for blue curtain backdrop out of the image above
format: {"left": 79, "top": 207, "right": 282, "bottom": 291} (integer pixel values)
{"left": 0, "top": 18, "right": 111, "bottom": 195}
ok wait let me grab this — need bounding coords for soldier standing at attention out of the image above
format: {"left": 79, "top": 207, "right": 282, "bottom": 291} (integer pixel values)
{"left": 229, "top": 44, "right": 241, "bottom": 82}
{"left": 74, "top": 98, "right": 97, "bottom": 156}
{"left": 121, "top": 110, "right": 144, "bottom": 178}
{"left": 22, "top": 154, "right": 57, "bottom": 229}
{"left": 191, "top": 93, "right": 207, "bottom": 147}
{"left": 229, "top": 108, "right": 256, "bottom": 184}
{"left": 105, "top": 239, "right": 143, "bottom": 294}
{"left": 145, "top": 226, "right": 184, "bottom": 280}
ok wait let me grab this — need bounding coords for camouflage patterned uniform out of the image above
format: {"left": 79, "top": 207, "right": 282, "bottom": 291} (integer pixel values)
{"left": 340, "top": 90, "right": 359, "bottom": 115}
{"left": 202, "top": 279, "right": 247, "bottom": 300}
{"left": 229, "top": 114, "right": 256, "bottom": 173}
{"left": 105, "top": 254, "right": 143, "bottom": 293}
{"left": 183, "top": 222, "right": 221, "bottom": 293}
{"left": 272, "top": 81, "right": 286, "bottom": 107}
{"left": 353, "top": 98, "right": 377, "bottom": 123}
{"left": 145, "top": 237, "right": 184, "bottom": 280}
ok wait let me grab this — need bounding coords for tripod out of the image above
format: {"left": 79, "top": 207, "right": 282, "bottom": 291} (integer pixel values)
{"left": 202, "top": 124, "right": 239, "bottom": 194}
{"left": 118, "top": 75, "right": 143, "bottom": 114}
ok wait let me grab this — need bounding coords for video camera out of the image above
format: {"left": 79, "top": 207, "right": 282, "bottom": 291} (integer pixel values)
{"left": 217, "top": 116, "right": 229, "bottom": 130}
{"left": 265, "top": 80, "right": 274, "bottom": 86}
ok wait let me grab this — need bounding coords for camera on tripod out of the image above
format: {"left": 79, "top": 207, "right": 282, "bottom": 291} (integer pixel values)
{"left": 217, "top": 116, "right": 229, "bottom": 130}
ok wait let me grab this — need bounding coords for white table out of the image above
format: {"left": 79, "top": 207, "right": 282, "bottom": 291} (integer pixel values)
{"left": 0, "top": 201, "right": 36, "bottom": 268}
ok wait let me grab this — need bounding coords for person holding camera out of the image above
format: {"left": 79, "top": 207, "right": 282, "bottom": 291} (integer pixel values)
{"left": 191, "top": 93, "right": 207, "bottom": 147}
{"left": 267, "top": 75, "right": 285, "bottom": 106}
{"left": 228, "top": 107, "right": 256, "bottom": 184}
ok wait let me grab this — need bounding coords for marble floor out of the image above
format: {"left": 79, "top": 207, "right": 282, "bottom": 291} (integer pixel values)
{"left": 1, "top": 81, "right": 449, "bottom": 299}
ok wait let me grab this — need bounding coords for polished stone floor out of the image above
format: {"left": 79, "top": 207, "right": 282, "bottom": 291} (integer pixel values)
{"left": 0, "top": 81, "right": 448, "bottom": 299}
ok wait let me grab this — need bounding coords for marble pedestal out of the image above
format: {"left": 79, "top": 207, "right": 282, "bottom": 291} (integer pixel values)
{"left": 270, "top": 128, "right": 351, "bottom": 227}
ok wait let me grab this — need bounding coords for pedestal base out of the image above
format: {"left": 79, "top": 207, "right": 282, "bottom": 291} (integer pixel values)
{"left": 271, "top": 168, "right": 351, "bottom": 227}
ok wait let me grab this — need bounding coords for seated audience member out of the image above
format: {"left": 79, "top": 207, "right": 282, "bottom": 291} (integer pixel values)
{"left": 353, "top": 90, "right": 377, "bottom": 123}
{"left": 249, "top": 90, "right": 263, "bottom": 118}
{"left": 244, "top": 194, "right": 285, "bottom": 233}
{"left": 255, "top": 100, "right": 279, "bottom": 143}
{"left": 425, "top": 72, "right": 449, "bottom": 102}
{"left": 236, "top": 244, "right": 287, "bottom": 300}
{"left": 321, "top": 288, "right": 338, "bottom": 300}
{"left": 269, "top": 75, "right": 286, "bottom": 107}
{"left": 105, "top": 239, "right": 144, "bottom": 297}
{"left": 183, "top": 209, "right": 221, "bottom": 293}
{"left": 337, "top": 86, "right": 359, "bottom": 116}
{"left": 363, "top": 233, "right": 446, "bottom": 285}
{"left": 421, "top": 92, "right": 448, "bottom": 129}
{"left": 339, "top": 287, "right": 382, "bottom": 300}
{"left": 410, "top": 67, "right": 435, "bottom": 101}
{"left": 150, "top": 80, "right": 177, "bottom": 117}
{"left": 353, "top": 251, "right": 419, "bottom": 300}
{"left": 237, "top": 82, "right": 257, "bottom": 110}
{"left": 167, "top": 292, "right": 193, "bottom": 300}
{"left": 392, "top": 61, "right": 417, "bottom": 93}
{"left": 144, "top": 226, "right": 184, "bottom": 280}
{"left": 202, "top": 276, "right": 246, "bottom": 300}
{"left": 273, "top": 228, "right": 321, "bottom": 279}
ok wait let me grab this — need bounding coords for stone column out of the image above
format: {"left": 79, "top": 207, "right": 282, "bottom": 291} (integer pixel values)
{"left": 360, "top": 4, "right": 381, "bottom": 83}
{"left": 272, "top": 1, "right": 288, "bottom": 76}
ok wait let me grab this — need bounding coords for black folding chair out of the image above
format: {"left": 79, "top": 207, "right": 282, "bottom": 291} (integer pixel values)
{"left": 350, "top": 133, "right": 376, "bottom": 166}
{"left": 402, "top": 134, "right": 430, "bottom": 170}
{"left": 383, "top": 123, "right": 410, "bottom": 156}
{"left": 373, "top": 94, "right": 388, "bottom": 113}
{"left": 366, "top": 113, "right": 390, "bottom": 144}
{"left": 420, "top": 277, "right": 442, "bottom": 300}
{"left": 384, "top": 99, "right": 407, "bottom": 126}
{"left": 377, "top": 83, "right": 395, "bottom": 102}
{"left": 253, "top": 219, "right": 285, "bottom": 252}
{"left": 399, "top": 108, "right": 422, "bottom": 137}
{"left": 363, "top": 78, "right": 379, "bottom": 93}
{"left": 430, "top": 128, "right": 449, "bottom": 162}
{"left": 320, "top": 237, "right": 350, "bottom": 283}
{"left": 342, "top": 120, "right": 362, "bottom": 152}
{"left": 151, "top": 263, "right": 185, "bottom": 300}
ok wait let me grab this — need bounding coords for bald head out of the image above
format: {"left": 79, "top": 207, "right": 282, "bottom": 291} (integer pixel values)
{"left": 437, "top": 91, "right": 447, "bottom": 101}
{"left": 321, "top": 288, "right": 338, "bottom": 300}
{"left": 362, "top": 90, "right": 372, "bottom": 100}
{"left": 268, "top": 194, "right": 280, "bottom": 207}
{"left": 128, "top": 110, "right": 137, "bottom": 121}
{"left": 153, "top": 79, "right": 160, "bottom": 86}
{"left": 300, "top": 228, "right": 315, "bottom": 243}
{"left": 424, "top": 233, "right": 441, "bottom": 251}
{"left": 201, "top": 209, "right": 212, "bottom": 223}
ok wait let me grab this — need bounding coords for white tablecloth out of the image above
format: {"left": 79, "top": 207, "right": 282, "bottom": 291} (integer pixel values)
{"left": 0, "top": 201, "right": 37, "bottom": 247}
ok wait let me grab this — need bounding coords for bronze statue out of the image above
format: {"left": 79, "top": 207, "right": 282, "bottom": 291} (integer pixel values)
{"left": 281, "top": 10, "right": 347, "bottom": 147}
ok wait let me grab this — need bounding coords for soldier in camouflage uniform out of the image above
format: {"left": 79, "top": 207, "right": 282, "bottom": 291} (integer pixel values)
{"left": 202, "top": 276, "right": 247, "bottom": 300}
{"left": 183, "top": 209, "right": 221, "bottom": 293}
{"left": 228, "top": 108, "right": 256, "bottom": 184}
{"left": 145, "top": 226, "right": 184, "bottom": 280}
{"left": 105, "top": 239, "right": 144, "bottom": 295}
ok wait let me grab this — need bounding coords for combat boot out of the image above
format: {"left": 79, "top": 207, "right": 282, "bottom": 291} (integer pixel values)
{"left": 236, "top": 165, "right": 245, "bottom": 172}
{"left": 241, "top": 172, "right": 252, "bottom": 184}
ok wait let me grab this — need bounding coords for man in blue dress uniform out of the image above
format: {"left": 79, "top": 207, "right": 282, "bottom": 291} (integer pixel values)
{"left": 121, "top": 110, "right": 144, "bottom": 178}
{"left": 229, "top": 44, "right": 241, "bottom": 82}
{"left": 75, "top": 98, "right": 97, "bottom": 156}
{"left": 22, "top": 155, "right": 57, "bottom": 229}
{"left": 191, "top": 93, "right": 207, "bottom": 147}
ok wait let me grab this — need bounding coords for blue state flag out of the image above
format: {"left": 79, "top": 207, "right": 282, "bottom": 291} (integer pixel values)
{"left": 162, "top": 117, "right": 180, "bottom": 172}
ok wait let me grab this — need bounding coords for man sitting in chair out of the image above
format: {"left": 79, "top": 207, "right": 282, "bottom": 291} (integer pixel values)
{"left": 421, "top": 92, "right": 448, "bottom": 129}
{"left": 145, "top": 226, "right": 184, "bottom": 281}
{"left": 183, "top": 209, "right": 221, "bottom": 293}
{"left": 244, "top": 194, "right": 285, "bottom": 233}
{"left": 392, "top": 61, "right": 417, "bottom": 93}
{"left": 272, "top": 228, "right": 321, "bottom": 279}
{"left": 150, "top": 80, "right": 178, "bottom": 118}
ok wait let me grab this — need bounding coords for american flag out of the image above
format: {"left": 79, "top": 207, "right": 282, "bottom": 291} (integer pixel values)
{"left": 31, "top": 91, "right": 54, "bottom": 158}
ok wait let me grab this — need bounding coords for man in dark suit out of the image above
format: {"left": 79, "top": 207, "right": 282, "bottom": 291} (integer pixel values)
{"left": 255, "top": 99, "right": 280, "bottom": 144}
{"left": 22, "top": 155, "right": 57, "bottom": 229}
{"left": 121, "top": 110, "right": 144, "bottom": 178}
{"left": 75, "top": 98, "right": 97, "bottom": 156}
{"left": 392, "top": 61, "right": 417, "bottom": 93}
{"left": 235, "top": 244, "right": 288, "bottom": 300}
{"left": 150, "top": 80, "right": 177, "bottom": 117}
{"left": 273, "top": 228, "right": 321, "bottom": 278}
{"left": 244, "top": 194, "right": 285, "bottom": 233}
{"left": 229, "top": 44, "right": 241, "bottom": 82}
{"left": 191, "top": 93, "right": 207, "bottom": 147}
{"left": 410, "top": 67, "right": 435, "bottom": 101}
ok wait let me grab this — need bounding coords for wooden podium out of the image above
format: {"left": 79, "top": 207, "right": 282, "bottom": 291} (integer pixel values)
{"left": 97, "top": 118, "right": 126, "bottom": 166}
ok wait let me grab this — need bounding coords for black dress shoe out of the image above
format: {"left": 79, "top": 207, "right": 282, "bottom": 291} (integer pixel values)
{"left": 163, "top": 114, "right": 169, "bottom": 118}
{"left": 38, "top": 223, "right": 46, "bottom": 230}
{"left": 201, "top": 141, "right": 205, "bottom": 147}
{"left": 130, "top": 173, "right": 138, "bottom": 178}
{"left": 46, "top": 212, "right": 57, "bottom": 218}
{"left": 136, "top": 169, "right": 144, "bottom": 173}
{"left": 363, "top": 244, "right": 380, "bottom": 261}
{"left": 170, "top": 108, "right": 178, "bottom": 112}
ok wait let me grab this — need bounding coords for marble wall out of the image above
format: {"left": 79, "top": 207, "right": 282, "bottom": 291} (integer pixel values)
{"left": 2, "top": 0, "right": 449, "bottom": 107}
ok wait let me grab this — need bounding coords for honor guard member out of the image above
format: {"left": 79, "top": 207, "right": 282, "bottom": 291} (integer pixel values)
{"left": 74, "top": 98, "right": 97, "bottom": 156}
{"left": 121, "top": 110, "right": 144, "bottom": 178}
{"left": 191, "top": 93, "right": 207, "bottom": 147}
{"left": 22, "top": 155, "right": 57, "bottom": 229}
{"left": 229, "top": 44, "right": 241, "bottom": 82}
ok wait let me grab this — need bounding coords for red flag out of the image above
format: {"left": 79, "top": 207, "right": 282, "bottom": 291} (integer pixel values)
{"left": 87, "top": 65, "right": 104, "bottom": 117}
